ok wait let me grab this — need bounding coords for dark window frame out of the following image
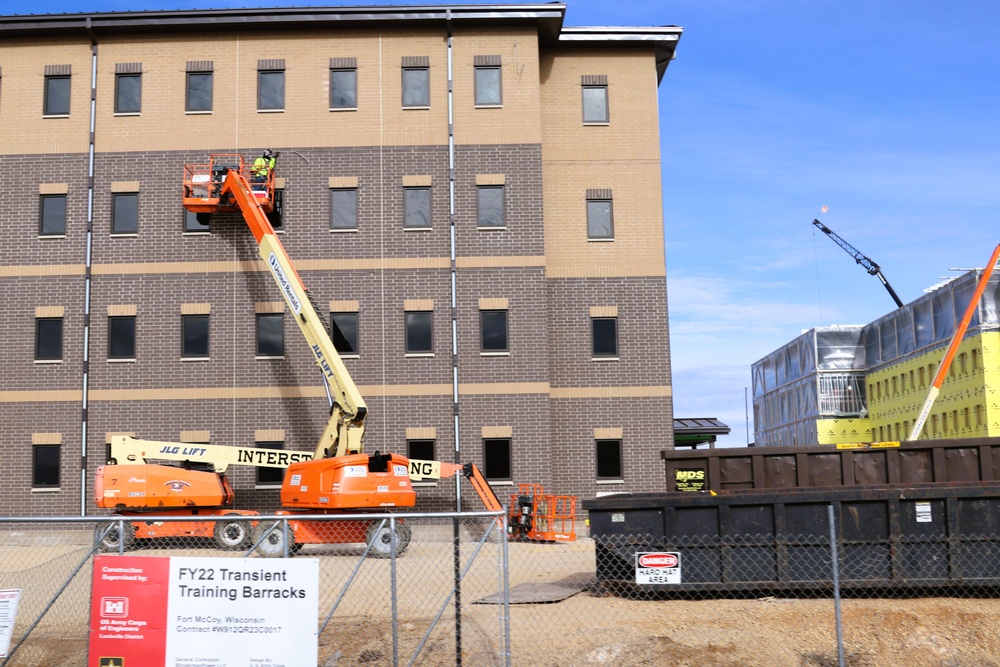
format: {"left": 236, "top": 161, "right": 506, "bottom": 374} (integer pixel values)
{"left": 407, "top": 439, "right": 436, "bottom": 463}
{"left": 480, "top": 309, "right": 509, "bottom": 353}
{"left": 181, "top": 314, "right": 210, "bottom": 358}
{"left": 329, "top": 188, "right": 358, "bottom": 231}
{"left": 405, "top": 311, "right": 433, "bottom": 354}
{"left": 39, "top": 194, "right": 67, "bottom": 236}
{"left": 255, "top": 312, "right": 285, "bottom": 358}
{"left": 35, "top": 317, "right": 64, "bottom": 361}
{"left": 482, "top": 437, "right": 513, "bottom": 482}
{"left": 186, "top": 71, "right": 213, "bottom": 112}
{"left": 183, "top": 208, "right": 211, "bottom": 233}
{"left": 108, "top": 315, "right": 136, "bottom": 360}
{"left": 592, "top": 317, "right": 618, "bottom": 358}
{"left": 331, "top": 311, "right": 360, "bottom": 356}
{"left": 33, "top": 444, "right": 61, "bottom": 488}
{"left": 404, "top": 187, "right": 431, "bottom": 228}
{"left": 114, "top": 72, "right": 142, "bottom": 114}
{"left": 257, "top": 69, "right": 285, "bottom": 111}
{"left": 402, "top": 67, "right": 430, "bottom": 107}
{"left": 43, "top": 75, "right": 71, "bottom": 116}
{"left": 329, "top": 68, "right": 358, "bottom": 109}
{"left": 477, "top": 185, "right": 505, "bottom": 228}
{"left": 587, "top": 199, "right": 614, "bottom": 239}
{"left": 474, "top": 66, "right": 502, "bottom": 106}
{"left": 255, "top": 441, "right": 286, "bottom": 486}
{"left": 595, "top": 439, "right": 624, "bottom": 480}
{"left": 582, "top": 84, "right": 609, "bottom": 124}
{"left": 111, "top": 192, "right": 139, "bottom": 235}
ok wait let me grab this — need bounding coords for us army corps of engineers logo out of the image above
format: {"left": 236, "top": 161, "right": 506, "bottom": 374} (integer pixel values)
{"left": 99, "top": 658, "right": 124, "bottom": 667}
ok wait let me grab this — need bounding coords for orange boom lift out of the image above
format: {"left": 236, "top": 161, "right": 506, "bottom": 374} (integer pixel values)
{"left": 94, "top": 154, "right": 503, "bottom": 556}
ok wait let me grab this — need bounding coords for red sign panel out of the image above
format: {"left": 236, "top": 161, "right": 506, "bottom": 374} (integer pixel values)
{"left": 88, "top": 555, "right": 170, "bottom": 666}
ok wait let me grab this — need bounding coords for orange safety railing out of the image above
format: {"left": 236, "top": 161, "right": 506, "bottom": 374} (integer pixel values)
{"left": 508, "top": 483, "right": 577, "bottom": 543}
{"left": 183, "top": 153, "right": 274, "bottom": 214}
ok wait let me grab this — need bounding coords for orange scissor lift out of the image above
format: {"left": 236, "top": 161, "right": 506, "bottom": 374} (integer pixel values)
{"left": 508, "top": 484, "right": 577, "bottom": 542}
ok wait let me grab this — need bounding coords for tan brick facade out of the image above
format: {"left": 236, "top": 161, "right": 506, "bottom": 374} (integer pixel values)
{"left": 0, "top": 6, "right": 680, "bottom": 516}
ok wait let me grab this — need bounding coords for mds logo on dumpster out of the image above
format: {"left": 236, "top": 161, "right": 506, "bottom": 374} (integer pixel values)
{"left": 635, "top": 552, "right": 681, "bottom": 585}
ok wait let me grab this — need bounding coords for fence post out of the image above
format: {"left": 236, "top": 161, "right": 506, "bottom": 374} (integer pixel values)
{"left": 828, "top": 504, "right": 845, "bottom": 667}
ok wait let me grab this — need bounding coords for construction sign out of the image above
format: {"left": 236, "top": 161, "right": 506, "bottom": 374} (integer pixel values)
{"left": 88, "top": 555, "right": 318, "bottom": 666}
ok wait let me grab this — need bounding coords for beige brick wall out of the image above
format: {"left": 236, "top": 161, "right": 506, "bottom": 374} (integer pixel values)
{"left": 540, "top": 48, "right": 666, "bottom": 278}
{"left": 0, "top": 37, "right": 92, "bottom": 154}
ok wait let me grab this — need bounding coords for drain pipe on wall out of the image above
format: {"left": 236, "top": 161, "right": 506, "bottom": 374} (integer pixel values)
{"left": 79, "top": 20, "right": 98, "bottom": 515}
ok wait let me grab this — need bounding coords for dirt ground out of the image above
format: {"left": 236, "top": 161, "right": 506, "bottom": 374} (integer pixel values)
{"left": 5, "top": 529, "right": 1000, "bottom": 666}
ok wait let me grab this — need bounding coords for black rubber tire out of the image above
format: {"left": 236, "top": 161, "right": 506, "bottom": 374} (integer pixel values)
{"left": 95, "top": 520, "right": 136, "bottom": 553}
{"left": 365, "top": 520, "right": 411, "bottom": 559}
{"left": 214, "top": 516, "right": 252, "bottom": 551}
{"left": 253, "top": 522, "right": 296, "bottom": 558}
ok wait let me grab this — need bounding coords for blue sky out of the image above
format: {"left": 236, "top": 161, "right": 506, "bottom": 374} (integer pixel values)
{"left": 15, "top": 1, "right": 1000, "bottom": 447}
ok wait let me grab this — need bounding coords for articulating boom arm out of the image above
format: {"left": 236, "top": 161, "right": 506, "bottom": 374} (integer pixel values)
{"left": 812, "top": 219, "right": 904, "bottom": 308}
{"left": 219, "top": 168, "right": 369, "bottom": 458}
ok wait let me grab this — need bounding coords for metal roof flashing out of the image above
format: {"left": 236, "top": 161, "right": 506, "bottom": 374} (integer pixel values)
{"left": 558, "top": 25, "right": 683, "bottom": 82}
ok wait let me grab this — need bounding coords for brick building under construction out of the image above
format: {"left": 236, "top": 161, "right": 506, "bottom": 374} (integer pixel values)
{"left": 0, "top": 4, "right": 681, "bottom": 515}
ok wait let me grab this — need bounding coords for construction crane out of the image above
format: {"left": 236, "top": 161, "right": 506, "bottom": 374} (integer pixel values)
{"left": 812, "top": 219, "right": 904, "bottom": 308}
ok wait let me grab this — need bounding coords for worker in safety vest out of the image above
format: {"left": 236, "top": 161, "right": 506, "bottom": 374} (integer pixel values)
{"left": 251, "top": 149, "right": 276, "bottom": 183}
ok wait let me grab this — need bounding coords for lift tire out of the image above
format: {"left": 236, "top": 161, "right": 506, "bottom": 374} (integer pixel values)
{"left": 365, "top": 520, "right": 411, "bottom": 559}
{"left": 214, "top": 515, "right": 252, "bottom": 551}
{"left": 95, "top": 520, "right": 136, "bottom": 553}
{"left": 253, "top": 522, "right": 296, "bottom": 558}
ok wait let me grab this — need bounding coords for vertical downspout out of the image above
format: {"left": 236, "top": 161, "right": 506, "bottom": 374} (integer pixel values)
{"left": 446, "top": 11, "right": 460, "bottom": 507}
{"left": 80, "top": 20, "right": 98, "bottom": 515}
{"left": 445, "top": 10, "right": 465, "bottom": 667}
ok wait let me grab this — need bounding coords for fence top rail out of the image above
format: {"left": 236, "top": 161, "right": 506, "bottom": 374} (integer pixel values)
{"left": 0, "top": 510, "right": 504, "bottom": 524}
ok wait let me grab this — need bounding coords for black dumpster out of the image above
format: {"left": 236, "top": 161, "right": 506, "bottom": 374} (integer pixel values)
{"left": 660, "top": 437, "right": 1000, "bottom": 493}
{"left": 584, "top": 482, "right": 1000, "bottom": 594}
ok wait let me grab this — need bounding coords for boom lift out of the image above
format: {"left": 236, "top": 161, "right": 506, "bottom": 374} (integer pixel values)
{"left": 94, "top": 154, "right": 505, "bottom": 556}
{"left": 812, "top": 219, "right": 904, "bottom": 308}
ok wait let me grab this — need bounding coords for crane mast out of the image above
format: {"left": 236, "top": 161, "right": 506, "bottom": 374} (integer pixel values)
{"left": 812, "top": 219, "right": 904, "bottom": 308}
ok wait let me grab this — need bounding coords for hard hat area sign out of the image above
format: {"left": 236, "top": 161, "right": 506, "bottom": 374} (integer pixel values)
{"left": 635, "top": 552, "right": 681, "bottom": 584}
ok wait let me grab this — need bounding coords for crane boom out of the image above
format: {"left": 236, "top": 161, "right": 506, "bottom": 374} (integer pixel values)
{"left": 812, "top": 219, "right": 904, "bottom": 308}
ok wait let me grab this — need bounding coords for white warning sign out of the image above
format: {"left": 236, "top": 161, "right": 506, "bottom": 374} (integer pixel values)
{"left": 635, "top": 552, "right": 681, "bottom": 585}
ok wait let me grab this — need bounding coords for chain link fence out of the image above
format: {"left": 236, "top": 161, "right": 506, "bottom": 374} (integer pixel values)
{"left": 5, "top": 508, "right": 1000, "bottom": 666}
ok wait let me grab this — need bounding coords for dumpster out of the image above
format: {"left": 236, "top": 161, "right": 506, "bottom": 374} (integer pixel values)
{"left": 661, "top": 437, "right": 1000, "bottom": 493}
{"left": 584, "top": 482, "right": 1000, "bottom": 594}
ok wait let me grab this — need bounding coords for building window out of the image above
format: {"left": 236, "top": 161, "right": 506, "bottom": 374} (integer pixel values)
{"left": 477, "top": 186, "right": 505, "bottom": 228}
{"left": 257, "top": 60, "right": 285, "bottom": 111}
{"left": 402, "top": 57, "right": 430, "bottom": 107}
{"left": 112, "top": 193, "right": 138, "bottom": 234}
{"left": 405, "top": 311, "right": 433, "bottom": 354}
{"left": 329, "top": 60, "right": 357, "bottom": 109}
{"left": 587, "top": 190, "right": 614, "bottom": 239}
{"left": 330, "top": 189, "right": 358, "bottom": 231}
{"left": 108, "top": 316, "right": 136, "bottom": 359}
{"left": 331, "top": 312, "right": 359, "bottom": 356}
{"left": 596, "top": 439, "right": 623, "bottom": 480}
{"left": 592, "top": 317, "right": 618, "bottom": 358}
{"left": 36, "top": 317, "right": 64, "bottom": 361}
{"left": 255, "top": 442, "right": 285, "bottom": 486}
{"left": 33, "top": 444, "right": 60, "bottom": 488}
{"left": 44, "top": 72, "right": 71, "bottom": 116}
{"left": 480, "top": 310, "right": 508, "bottom": 353}
{"left": 256, "top": 313, "right": 284, "bottom": 357}
{"left": 474, "top": 56, "right": 502, "bottom": 106}
{"left": 582, "top": 75, "right": 609, "bottom": 123}
{"left": 404, "top": 187, "right": 431, "bottom": 228}
{"left": 40, "top": 195, "right": 67, "bottom": 236}
{"left": 186, "top": 69, "right": 213, "bottom": 112}
{"left": 483, "top": 438, "right": 512, "bottom": 481}
{"left": 184, "top": 208, "right": 210, "bottom": 233}
{"left": 182, "top": 314, "right": 209, "bottom": 358}
{"left": 407, "top": 439, "right": 435, "bottom": 462}
{"left": 114, "top": 68, "right": 142, "bottom": 114}
{"left": 267, "top": 189, "right": 284, "bottom": 230}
